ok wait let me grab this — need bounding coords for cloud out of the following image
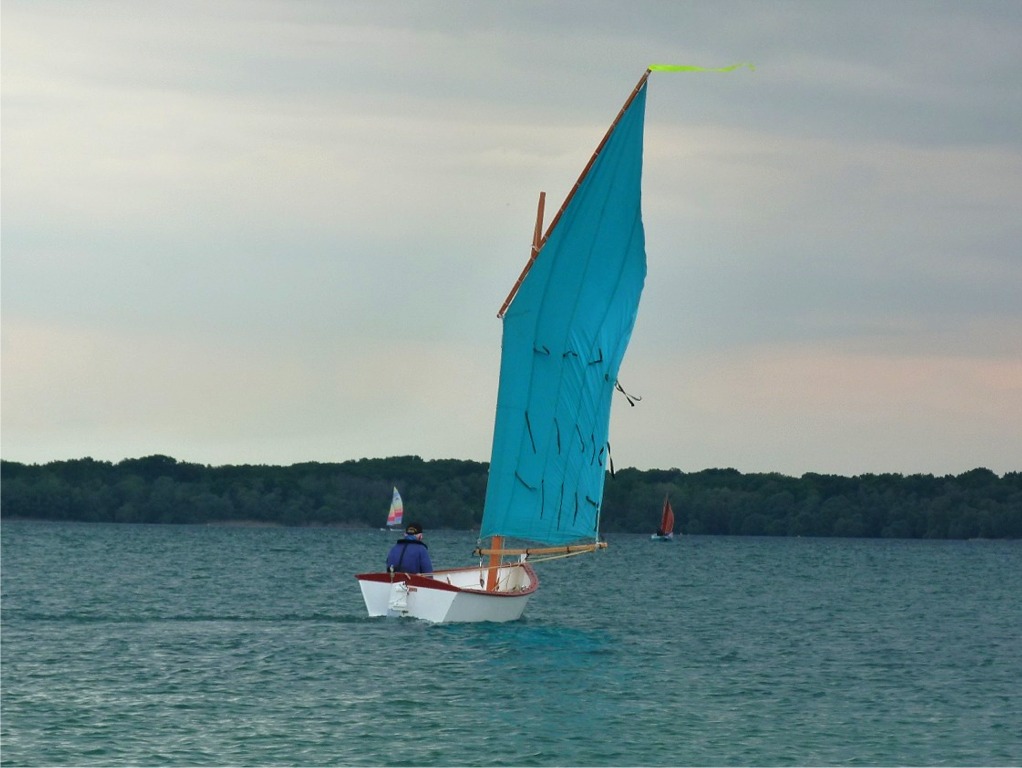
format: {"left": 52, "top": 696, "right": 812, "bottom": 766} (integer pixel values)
{"left": 3, "top": 1, "right": 1020, "bottom": 474}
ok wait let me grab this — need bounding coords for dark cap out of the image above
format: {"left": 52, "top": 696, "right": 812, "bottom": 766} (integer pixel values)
{"left": 405, "top": 522, "right": 423, "bottom": 535}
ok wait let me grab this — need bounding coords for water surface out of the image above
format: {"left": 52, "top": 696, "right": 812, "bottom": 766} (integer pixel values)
{"left": 2, "top": 522, "right": 1019, "bottom": 765}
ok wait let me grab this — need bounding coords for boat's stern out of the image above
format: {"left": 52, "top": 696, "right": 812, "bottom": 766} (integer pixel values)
{"left": 355, "top": 562, "right": 538, "bottom": 623}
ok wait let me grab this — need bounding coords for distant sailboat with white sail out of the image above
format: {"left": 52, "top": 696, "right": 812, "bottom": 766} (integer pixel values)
{"left": 384, "top": 487, "right": 403, "bottom": 531}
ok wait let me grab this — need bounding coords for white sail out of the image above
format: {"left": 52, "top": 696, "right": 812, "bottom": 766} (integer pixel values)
{"left": 386, "top": 487, "right": 403, "bottom": 529}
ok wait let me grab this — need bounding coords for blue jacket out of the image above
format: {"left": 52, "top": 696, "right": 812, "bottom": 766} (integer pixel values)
{"left": 386, "top": 536, "right": 433, "bottom": 574}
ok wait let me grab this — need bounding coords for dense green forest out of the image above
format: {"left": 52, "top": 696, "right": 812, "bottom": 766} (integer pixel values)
{"left": 2, "top": 455, "right": 1020, "bottom": 539}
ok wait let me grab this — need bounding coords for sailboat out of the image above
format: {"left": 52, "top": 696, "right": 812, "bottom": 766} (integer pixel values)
{"left": 356, "top": 69, "right": 654, "bottom": 622}
{"left": 651, "top": 495, "right": 675, "bottom": 541}
{"left": 384, "top": 486, "right": 403, "bottom": 531}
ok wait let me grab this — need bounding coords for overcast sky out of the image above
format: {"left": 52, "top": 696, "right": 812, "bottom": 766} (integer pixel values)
{"left": 3, "top": 0, "right": 1020, "bottom": 477}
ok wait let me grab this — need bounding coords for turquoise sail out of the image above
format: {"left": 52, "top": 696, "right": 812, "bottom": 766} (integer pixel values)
{"left": 481, "top": 81, "right": 648, "bottom": 545}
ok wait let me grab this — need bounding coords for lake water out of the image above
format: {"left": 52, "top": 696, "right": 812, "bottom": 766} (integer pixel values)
{"left": 2, "top": 520, "right": 1020, "bottom": 766}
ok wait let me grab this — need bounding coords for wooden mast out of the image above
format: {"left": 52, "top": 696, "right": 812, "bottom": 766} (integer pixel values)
{"left": 488, "top": 187, "right": 548, "bottom": 592}
{"left": 497, "top": 68, "right": 652, "bottom": 318}
{"left": 485, "top": 535, "right": 503, "bottom": 591}
{"left": 487, "top": 189, "right": 548, "bottom": 592}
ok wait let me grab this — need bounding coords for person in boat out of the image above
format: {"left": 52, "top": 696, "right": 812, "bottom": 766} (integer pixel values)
{"left": 386, "top": 522, "right": 433, "bottom": 574}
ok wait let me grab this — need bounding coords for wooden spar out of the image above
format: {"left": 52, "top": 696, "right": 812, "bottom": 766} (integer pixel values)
{"left": 496, "top": 68, "right": 652, "bottom": 318}
{"left": 476, "top": 541, "right": 608, "bottom": 557}
{"left": 485, "top": 535, "right": 503, "bottom": 591}
{"left": 497, "top": 191, "right": 546, "bottom": 319}
{"left": 533, "top": 191, "right": 546, "bottom": 255}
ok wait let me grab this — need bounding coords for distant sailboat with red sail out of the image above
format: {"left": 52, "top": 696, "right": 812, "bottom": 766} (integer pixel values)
{"left": 651, "top": 495, "right": 675, "bottom": 541}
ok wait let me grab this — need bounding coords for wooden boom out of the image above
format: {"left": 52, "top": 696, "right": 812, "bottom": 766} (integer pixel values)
{"left": 475, "top": 541, "right": 608, "bottom": 557}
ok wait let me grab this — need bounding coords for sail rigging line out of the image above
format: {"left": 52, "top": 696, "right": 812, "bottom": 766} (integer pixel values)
{"left": 497, "top": 68, "right": 653, "bottom": 318}
{"left": 615, "top": 380, "right": 642, "bottom": 406}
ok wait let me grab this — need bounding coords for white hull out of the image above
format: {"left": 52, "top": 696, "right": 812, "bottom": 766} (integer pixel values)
{"left": 650, "top": 532, "right": 674, "bottom": 541}
{"left": 355, "top": 561, "right": 538, "bottom": 623}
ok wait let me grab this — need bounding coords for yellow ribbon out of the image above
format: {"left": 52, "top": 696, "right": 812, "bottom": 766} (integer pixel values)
{"left": 648, "top": 63, "right": 755, "bottom": 73}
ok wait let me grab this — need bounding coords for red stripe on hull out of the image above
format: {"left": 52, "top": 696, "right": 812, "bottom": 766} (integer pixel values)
{"left": 355, "top": 562, "right": 539, "bottom": 597}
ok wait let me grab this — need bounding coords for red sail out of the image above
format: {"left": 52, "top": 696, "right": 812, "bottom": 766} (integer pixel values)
{"left": 660, "top": 496, "right": 674, "bottom": 534}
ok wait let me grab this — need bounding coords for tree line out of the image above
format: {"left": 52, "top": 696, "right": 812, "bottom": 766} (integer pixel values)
{"left": 2, "top": 455, "right": 1020, "bottom": 539}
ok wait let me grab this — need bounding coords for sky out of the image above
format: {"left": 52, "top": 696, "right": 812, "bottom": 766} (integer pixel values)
{"left": 2, "top": 0, "right": 1020, "bottom": 478}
